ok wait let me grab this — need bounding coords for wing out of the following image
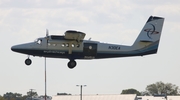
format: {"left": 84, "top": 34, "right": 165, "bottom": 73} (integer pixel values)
{"left": 64, "top": 30, "right": 86, "bottom": 41}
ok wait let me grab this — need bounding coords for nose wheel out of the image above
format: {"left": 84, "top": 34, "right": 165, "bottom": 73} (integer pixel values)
{"left": 25, "top": 58, "right": 32, "bottom": 65}
{"left": 67, "top": 60, "right": 77, "bottom": 69}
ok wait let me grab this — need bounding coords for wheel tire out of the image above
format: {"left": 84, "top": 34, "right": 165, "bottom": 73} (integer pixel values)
{"left": 25, "top": 59, "right": 32, "bottom": 65}
{"left": 67, "top": 60, "right": 77, "bottom": 69}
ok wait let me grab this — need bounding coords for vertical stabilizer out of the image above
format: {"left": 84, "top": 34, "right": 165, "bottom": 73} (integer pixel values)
{"left": 132, "top": 16, "right": 164, "bottom": 55}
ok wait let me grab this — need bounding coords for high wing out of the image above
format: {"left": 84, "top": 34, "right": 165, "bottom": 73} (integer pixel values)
{"left": 64, "top": 30, "right": 86, "bottom": 42}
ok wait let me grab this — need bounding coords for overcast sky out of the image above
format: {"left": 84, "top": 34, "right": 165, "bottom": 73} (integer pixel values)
{"left": 0, "top": 0, "right": 180, "bottom": 96}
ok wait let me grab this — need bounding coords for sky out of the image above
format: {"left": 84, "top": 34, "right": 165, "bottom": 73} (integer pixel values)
{"left": 0, "top": 0, "right": 180, "bottom": 96}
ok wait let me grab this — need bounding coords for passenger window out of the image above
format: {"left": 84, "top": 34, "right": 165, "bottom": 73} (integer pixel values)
{"left": 76, "top": 44, "right": 80, "bottom": 48}
{"left": 89, "top": 46, "right": 92, "bottom": 49}
{"left": 72, "top": 44, "right": 75, "bottom": 47}
{"left": 62, "top": 43, "right": 65, "bottom": 47}
{"left": 52, "top": 44, "right": 56, "bottom": 46}
{"left": 66, "top": 43, "right": 69, "bottom": 47}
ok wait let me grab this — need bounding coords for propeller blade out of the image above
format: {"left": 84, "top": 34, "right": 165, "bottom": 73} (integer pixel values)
{"left": 46, "top": 29, "right": 49, "bottom": 37}
{"left": 45, "top": 29, "right": 49, "bottom": 46}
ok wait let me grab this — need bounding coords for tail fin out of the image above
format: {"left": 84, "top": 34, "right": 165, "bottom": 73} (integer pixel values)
{"left": 132, "top": 16, "right": 164, "bottom": 55}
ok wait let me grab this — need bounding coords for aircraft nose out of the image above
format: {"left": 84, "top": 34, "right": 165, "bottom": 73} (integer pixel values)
{"left": 11, "top": 45, "right": 20, "bottom": 52}
{"left": 11, "top": 44, "right": 29, "bottom": 52}
{"left": 11, "top": 43, "right": 33, "bottom": 54}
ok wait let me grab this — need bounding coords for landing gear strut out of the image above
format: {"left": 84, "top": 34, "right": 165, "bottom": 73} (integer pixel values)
{"left": 25, "top": 58, "right": 32, "bottom": 65}
{"left": 67, "top": 60, "right": 77, "bottom": 69}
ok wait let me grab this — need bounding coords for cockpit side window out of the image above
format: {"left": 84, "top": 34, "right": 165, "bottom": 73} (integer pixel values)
{"left": 35, "top": 39, "right": 42, "bottom": 44}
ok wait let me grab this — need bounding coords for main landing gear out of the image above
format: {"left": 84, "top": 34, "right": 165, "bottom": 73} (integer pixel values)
{"left": 67, "top": 60, "right": 77, "bottom": 69}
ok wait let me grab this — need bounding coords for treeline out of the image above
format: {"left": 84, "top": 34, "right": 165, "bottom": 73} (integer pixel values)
{"left": 121, "top": 81, "right": 180, "bottom": 96}
{"left": 0, "top": 91, "right": 38, "bottom": 100}
{"left": 0, "top": 81, "right": 179, "bottom": 100}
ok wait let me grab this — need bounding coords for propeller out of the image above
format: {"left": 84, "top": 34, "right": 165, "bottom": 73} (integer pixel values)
{"left": 46, "top": 29, "right": 49, "bottom": 46}
{"left": 46, "top": 29, "right": 49, "bottom": 38}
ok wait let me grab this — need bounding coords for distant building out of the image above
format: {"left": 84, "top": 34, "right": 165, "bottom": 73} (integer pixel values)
{"left": 52, "top": 94, "right": 138, "bottom": 100}
{"left": 137, "top": 95, "right": 180, "bottom": 100}
{"left": 26, "top": 96, "right": 52, "bottom": 100}
{"left": 52, "top": 94, "right": 180, "bottom": 100}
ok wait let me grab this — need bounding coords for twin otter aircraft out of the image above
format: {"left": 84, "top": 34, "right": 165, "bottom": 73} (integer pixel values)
{"left": 11, "top": 16, "right": 164, "bottom": 69}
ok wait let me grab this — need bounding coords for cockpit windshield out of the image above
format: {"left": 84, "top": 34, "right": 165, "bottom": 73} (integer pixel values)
{"left": 34, "top": 39, "right": 42, "bottom": 44}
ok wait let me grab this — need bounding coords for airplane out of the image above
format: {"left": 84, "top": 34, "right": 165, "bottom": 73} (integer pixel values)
{"left": 11, "top": 16, "right": 164, "bottom": 69}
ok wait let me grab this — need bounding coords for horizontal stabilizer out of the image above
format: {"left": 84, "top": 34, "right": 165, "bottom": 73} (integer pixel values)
{"left": 140, "top": 40, "right": 153, "bottom": 42}
{"left": 140, "top": 37, "right": 154, "bottom": 42}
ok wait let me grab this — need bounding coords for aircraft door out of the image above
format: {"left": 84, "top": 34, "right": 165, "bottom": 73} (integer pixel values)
{"left": 83, "top": 43, "right": 97, "bottom": 57}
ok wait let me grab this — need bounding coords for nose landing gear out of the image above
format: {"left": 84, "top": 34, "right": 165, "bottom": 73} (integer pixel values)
{"left": 67, "top": 60, "right": 77, "bottom": 69}
{"left": 25, "top": 58, "right": 32, "bottom": 65}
